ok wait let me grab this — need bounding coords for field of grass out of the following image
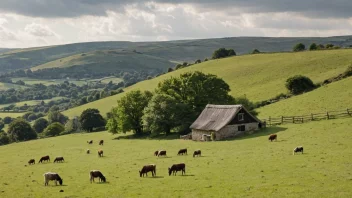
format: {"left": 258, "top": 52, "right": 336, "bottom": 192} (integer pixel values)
{"left": 258, "top": 77, "right": 352, "bottom": 118}
{"left": 0, "top": 97, "right": 67, "bottom": 109}
{"left": 0, "top": 118, "right": 351, "bottom": 197}
{"left": 12, "top": 77, "right": 123, "bottom": 87}
{"left": 63, "top": 49, "right": 352, "bottom": 118}
{"left": 0, "top": 82, "right": 27, "bottom": 91}
{"left": 0, "top": 112, "right": 25, "bottom": 118}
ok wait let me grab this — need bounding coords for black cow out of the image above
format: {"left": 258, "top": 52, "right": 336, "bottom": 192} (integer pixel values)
{"left": 293, "top": 146, "right": 304, "bottom": 155}
{"left": 39, "top": 155, "right": 50, "bottom": 163}
{"left": 28, "top": 159, "right": 35, "bottom": 165}
{"left": 157, "top": 150, "right": 166, "bottom": 157}
{"left": 98, "top": 150, "right": 103, "bottom": 157}
{"left": 90, "top": 170, "right": 106, "bottom": 183}
{"left": 177, "top": 149, "right": 187, "bottom": 155}
{"left": 193, "top": 150, "right": 201, "bottom": 157}
{"left": 87, "top": 140, "right": 93, "bottom": 144}
{"left": 54, "top": 157, "right": 64, "bottom": 163}
{"left": 99, "top": 140, "right": 104, "bottom": 145}
{"left": 168, "top": 163, "right": 186, "bottom": 176}
{"left": 139, "top": 164, "right": 156, "bottom": 177}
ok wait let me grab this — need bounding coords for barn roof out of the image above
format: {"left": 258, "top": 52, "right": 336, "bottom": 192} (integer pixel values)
{"left": 190, "top": 104, "right": 260, "bottom": 131}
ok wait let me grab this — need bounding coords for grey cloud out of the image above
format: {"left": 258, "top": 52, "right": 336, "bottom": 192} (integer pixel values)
{"left": 0, "top": 0, "right": 351, "bottom": 18}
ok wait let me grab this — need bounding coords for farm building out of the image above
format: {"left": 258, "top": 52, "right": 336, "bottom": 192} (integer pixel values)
{"left": 190, "top": 104, "right": 263, "bottom": 141}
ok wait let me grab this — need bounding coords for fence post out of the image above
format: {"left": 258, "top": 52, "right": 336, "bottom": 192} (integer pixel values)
{"left": 311, "top": 113, "right": 314, "bottom": 121}
{"left": 281, "top": 116, "right": 284, "bottom": 124}
{"left": 302, "top": 117, "right": 304, "bottom": 123}
{"left": 326, "top": 112, "right": 330, "bottom": 119}
{"left": 269, "top": 117, "right": 271, "bottom": 126}
{"left": 347, "top": 109, "right": 351, "bottom": 116}
{"left": 293, "top": 116, "right": 295, "bottom": 123}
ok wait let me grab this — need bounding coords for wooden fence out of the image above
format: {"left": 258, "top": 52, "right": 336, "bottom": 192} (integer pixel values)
{"left": 262, "top": 108, "right": 352, "bottom": 126}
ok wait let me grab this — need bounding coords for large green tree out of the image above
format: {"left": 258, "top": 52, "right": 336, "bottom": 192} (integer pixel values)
{"left": 48, "top": 111, "right": 68, "bottom": 124}
{"left": 44, "top": 122, "right": 65, "bottom": 137}
{"left": 110, "top": 90, "right": 153, "bottom": 134}
{"left": 142, "top": 94, "right": 190, "bottom": 135}
{"left": 285, "top": 75, "right": 315, "bottom": 95}
{"left": 293, "top": 43, "right": 306, "bottom": 52}
{"left": 7, "top": 119, "right": 37, "bottom": 142}
{"left": 79, "top": 108, "right": 106, "bottom": 132}
{"left": 33, "top": 118, "right": 48, "bottom": 133}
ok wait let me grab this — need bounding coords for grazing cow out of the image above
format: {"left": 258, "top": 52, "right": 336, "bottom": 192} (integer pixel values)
{"left": 268, "top": 134, "right": 277, "bottom": 142}
{"left": 54, "top": 157, "right": 64, "bottom": 163}
{"left": 87, "top": 140, "right": 93, "bottom": 144}
{"left": 293, "top": 146, "right": 304, "bottom": 155}
{"left": 98, "top": 150, "right": 103, "bottom": 157}
{"left": 157, "top": 150, "right": 166, "bottom": 157}
{"left": 39, "top": 155, "right": 50, "bottom": 163}
{"left": 43, "top": 172, "right": 63, "bottom": 186}
{"left": 28, "top": 159, "right": 35, "bottom": 165}
{"left": 154, "top": 150, "right": 159, "bottom": 156}
{"left": 139, "top": 164, "right": 156, "bottom": 177}
{"left": 90, "top": 170, "right": 106, "bottom": 183}
{"left": 168, "top": 163, "right": 186, "bottom": 176}
{"left": 87, "top": 149, "right": 90, "bottom": 154}
{"left": 177, "top": 149, "right": 187, "bottom": 155}
{"left": 193, "top": 150, "right": 201, "bottom": 157}
{"left": 99, "top": 140, "right": 104, "bottom": 146}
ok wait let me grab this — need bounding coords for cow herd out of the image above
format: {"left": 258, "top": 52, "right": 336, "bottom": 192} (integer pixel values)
{"left": 268, "top": 134, "right": 304, "bottom": 155}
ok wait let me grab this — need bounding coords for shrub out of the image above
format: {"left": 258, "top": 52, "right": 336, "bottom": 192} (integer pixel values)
{"left": 44, "top": 122, "right": 65, "bottom": 137}
{"left": 212, "top": 48, "right": 236, "bottom": 59}
{"left": 285, "top": 75, "right": 315, "bottom": 95}
{"left": 3, "top": 117, "right": 13, "bottom": 124}
{"left": 33, "top": 118, "right": 49, "bottom": 133}
{"left": 0, "top": 132, "right": 10, "bottom": 145}
{"left": 7, "top": 119, "right": 37, "bottom": 142}
{"left": 0, "top": 121, "right": 4, "bottom": 131}
{"left": 309, "top": 43, "right": 318, "bottom": 51}
{"left": 252, "top": 49, "right": 260, "bottom": 54}
{"left": 293, "top": 43, "right": 306, "bottom": 52}
{"left": 28, "top": 114, "right": 38, "bottom": 122}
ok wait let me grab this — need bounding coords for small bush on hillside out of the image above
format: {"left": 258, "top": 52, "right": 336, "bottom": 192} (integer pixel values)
{"left": 0, "top": 121, "right": 4, "bottom": 131}
{"left": 309, "top": 43, "right": 318, "bottom": 51}
{"left": 0, "top": 132, "right": 10, "bottom": 145}
{"left": 7, "top": 119, "right": 37, "bottom": 142}
{"left": 44, "top": 122, "right": 65, "bottom": 137}
{"left": 33, "top": 118, "right": 49, "bottom": 133}
{"left": 252, "top": 49, "right": 260, "bottom": 54}
{"left": 285, "top": 75, "right": 315, "bottom": 95}
{"left": 293, "top": 43, "right": 306, "bottom": 52}
{"left": 3, "top": 117, "right": 13, "bottom": 124}
{"left": 212, "top": 48, "right": 236, "bottom": 59}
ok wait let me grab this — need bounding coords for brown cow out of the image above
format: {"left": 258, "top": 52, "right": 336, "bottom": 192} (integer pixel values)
{"left": 177, "top": 149, "right": 187, "bottom": 155}
{"left": 193, "top": 150, "right": 201, "bottom": 157}
{"left": 54, "top": 157, "right": 64, "bottom": 163}
{"left": 39, "top": 155, "right": 50, "bottom": 163}
{"left": 168, "top": 163, "right": 186, "bottom": 176}
{"left": 44, "top": 172, "right": 63, "bottom": 186}
{"left": 268, "top": 134, "right": 277, "bottom": 142}
{"left": 87, "top": 140, "right": 93, "bottom": 144}
{"left": 98, "top": 150, "right": 103, "bottom": 157}
{"left": 90, "top": 170, "right": 106, "bottom": 183}
{"left": 157, "top": 150, "right": 166, "bottom": 157}
{"left": 154, "top": 150, "right": 159, "bottom": 156}
{"left": 139, "top": 164, "right": 156, "bottom": 177}
{"left": 99, "top": 140, "right": 104, "bottom": 145}
{"left": 28, "top": 159, "right": 35, "bottom": 165}
{"left": 87, "top": 149, "right": 90, "bottom": 154}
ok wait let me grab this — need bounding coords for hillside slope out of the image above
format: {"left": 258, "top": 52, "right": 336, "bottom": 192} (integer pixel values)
{"left": 31, "top": 50, "right": 174, "bottom": 72}
{"left": 63, "top": 49, "right": 352, "bottom": 118}
{"left": 1, "top": 36, "right": 352, "bottom": 73}
{"left": 257, "top": 77, "right": 352, "bottom": 118}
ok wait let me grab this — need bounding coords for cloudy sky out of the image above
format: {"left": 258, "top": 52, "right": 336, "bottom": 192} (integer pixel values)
{"left": 0, "top": 0, "right": 352, "bottom": 48}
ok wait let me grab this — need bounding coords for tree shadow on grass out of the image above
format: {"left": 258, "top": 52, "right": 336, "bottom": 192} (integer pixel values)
{"left": 113, "top": 133, "right": 181, "bottom": 140}
{"left": 222, "top": 126, "right": 288, "bottom": 141}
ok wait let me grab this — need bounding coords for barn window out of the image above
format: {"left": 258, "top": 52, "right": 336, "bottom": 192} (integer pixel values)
{"left": 238, "top": 113, "right": 244, "bottom": 121}
{"left": 238, "top": 125, "right": 245, "bottom": 131}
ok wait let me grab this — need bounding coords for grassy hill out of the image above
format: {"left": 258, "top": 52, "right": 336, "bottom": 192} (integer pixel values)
{"left": 31, "top": 50, "right": 174, "bottom": 72}
{"left": 0, "top": 118, "right": 351, "bottom": 197}
{"left": 63, "top": 49, "right": 352, "bottom": 118}
{"left": 1, "top": 36, "right": 352, "bottom": 73}
{"left": 258, "top": 77, "right": 352, "bottom": 118}
{"left": 0, "top": 82, "right": 27, "bottom": 91}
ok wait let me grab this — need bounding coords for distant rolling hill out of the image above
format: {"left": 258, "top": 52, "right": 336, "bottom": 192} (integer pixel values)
{"left": 31, "top": 50, "right": 174, "bottom": 72}
{"left": 62, "top": 49, "right": 352, "bottom": 118}
{"left": 1, "top": 36, "right": 352, "bottom": 73}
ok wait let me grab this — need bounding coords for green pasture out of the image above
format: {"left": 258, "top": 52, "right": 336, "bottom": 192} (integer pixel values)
{"left": 0, "top": 82, "right": 27, "bottom": 91}
{"left": 0, "top": 118, "right": 351, "bottom": 197}
{"left": 258, "top": 77, "right": 352, "bottom": 118}
{"left": 12, "top": 77, "right": 123, "bottom": 87}
{"left": 0, "top": 97, "right": 67, "bottom": 109}
{"left": 0, "top": 112, "right": 25, "bottom": 118}
{"left": 63, "top": 49, "right": 352, "bottom": 118}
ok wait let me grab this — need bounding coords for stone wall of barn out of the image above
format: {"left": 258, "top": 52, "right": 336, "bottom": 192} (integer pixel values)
{"left": 192, "top": 122, "right": 259, "bottom": 141}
